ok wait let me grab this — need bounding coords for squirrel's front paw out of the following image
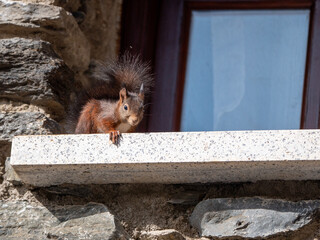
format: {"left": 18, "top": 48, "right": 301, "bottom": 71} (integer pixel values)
{"left": 109, "top": 130, "right": 121, "bottom": 145}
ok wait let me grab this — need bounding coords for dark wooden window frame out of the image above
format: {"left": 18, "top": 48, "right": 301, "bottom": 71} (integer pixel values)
{"left": 121, "top": 0, "right": 161, "bottom": 132}
{"left": 122, "top": 0, "right": 320, "bottom": 132}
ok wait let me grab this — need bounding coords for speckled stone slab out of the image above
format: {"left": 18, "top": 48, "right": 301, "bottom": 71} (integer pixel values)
{"left": 9, "top": 130, "right": 320, "bottom": 186}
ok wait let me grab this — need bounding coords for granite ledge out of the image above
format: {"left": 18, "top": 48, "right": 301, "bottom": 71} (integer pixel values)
{"left": 9, "top": 130, "right": 320, "bottom": 186}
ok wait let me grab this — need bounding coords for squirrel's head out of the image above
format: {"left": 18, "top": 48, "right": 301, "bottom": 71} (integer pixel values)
{"left": 118, "top": 84, "right": 144, "bottom": 126}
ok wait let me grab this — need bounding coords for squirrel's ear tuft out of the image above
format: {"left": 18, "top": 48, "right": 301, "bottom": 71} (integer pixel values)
{"left": 138, "top": 84, "right": 144, "bottom": 100}
{"left": 119, "top": 88, "right": 127, "bottom": 102}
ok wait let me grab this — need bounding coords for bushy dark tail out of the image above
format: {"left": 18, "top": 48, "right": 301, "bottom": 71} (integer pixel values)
{"left": 65, "top": 54, "right": 153, "bottom": 133}
{"left": 92, "top": 53, "right": 154, "bottom": 95}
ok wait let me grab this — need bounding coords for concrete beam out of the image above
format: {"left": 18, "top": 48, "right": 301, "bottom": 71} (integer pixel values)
{"left": 9, "top": 130, "right": 320, "bottom": 186}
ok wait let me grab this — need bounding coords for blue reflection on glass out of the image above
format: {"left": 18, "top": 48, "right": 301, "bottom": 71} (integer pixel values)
{"left": 180, "top": 10, "right": 310, "bottom": 131}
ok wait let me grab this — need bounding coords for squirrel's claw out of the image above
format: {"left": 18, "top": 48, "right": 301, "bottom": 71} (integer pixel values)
{"left": 109, "top": 130, "right": 121, "bottom": 145}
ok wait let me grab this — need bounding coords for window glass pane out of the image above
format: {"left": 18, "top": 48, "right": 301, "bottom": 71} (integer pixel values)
{"left": 180, "top": 10, "right": 310, "bottom": 131}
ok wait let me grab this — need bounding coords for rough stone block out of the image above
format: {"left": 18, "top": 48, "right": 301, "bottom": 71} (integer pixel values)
{"left": 190, "top": 197, "right": 320, "bottom": 238}
{"left": 76, "top": 0, "right": 122, "bottom": 61}
{"left": 0, "top": 112, "right": 61, "bottom": 142}
{"left": 9, "top": 130, "right": 320, "bottom": 186}
{"left": 0, "top": 0, "right": 90, "bottom": 75}
{"left": 140, "top": 229, "right": 186, "bottom": 240}
{"left": 0, "top": 201, "right": 129, "bottom": 239}
{"left": 0, "top": 38, "right": 73, "bottom": 115}
{"left": 4, "top": 157, "right": 21, "bottom": 185}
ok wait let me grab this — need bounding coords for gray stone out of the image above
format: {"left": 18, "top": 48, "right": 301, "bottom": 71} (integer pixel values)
{"left": 190, "top": 197, "right": 320, "bottom": 238}
{"left": 0, "top": 201, "right": 129, "bottom": 239}
{"left": 4, "top": 158, "right": 21, "bottom": 186}
{"left": 0, "top": 112, "right": 61, "bottom": 142}
{"left": 54, "top": 0, "right": 122, "bottom": 61}
{"left": 167, "top": 191, "right": 204, "bottom": 205}
{"left": 75, "top": 0, "right": 122, "bottom": 61}
{"left": 0, "top": 38, "right": 73, "bottom": 115}
{"left": 40, "top": 185, "right": 91, "bottom": 197}
{"left": 0, "top": 0, "right": 90, "bottom": 76}
{"left": 140, "top": 229, "right": 186, "bottom": 240}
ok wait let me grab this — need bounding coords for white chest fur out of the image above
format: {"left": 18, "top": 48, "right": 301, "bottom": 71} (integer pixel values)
{"left": 116, "top": 123, "right": 132, "bottom": 133}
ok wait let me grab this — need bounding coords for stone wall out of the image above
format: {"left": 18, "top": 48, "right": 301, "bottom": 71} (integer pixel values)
{"left": 1, "top": 1, "right": 320, "bottom": 239}
{"left": 1, "top": 181, "right": 320, "bottom": 239}
{"left": 0, "top": 0, "right": 122, "bottom": 171}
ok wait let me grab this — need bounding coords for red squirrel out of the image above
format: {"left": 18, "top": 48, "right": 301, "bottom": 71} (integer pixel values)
{"left": 67, "top": 54, "right": 153, "bottom": 144}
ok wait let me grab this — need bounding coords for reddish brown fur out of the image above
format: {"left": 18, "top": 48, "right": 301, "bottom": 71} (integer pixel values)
{"left": 67, "top": 54, "right": 153, "bottom": 143}
{"left": 75, "top": 99, "right": 118, "bottom": 134}
{"left": 75, "top": 100, "right": 99, "bottom": 134}
{"left": 74, "top": 95, "right": 140, "bottom": 136}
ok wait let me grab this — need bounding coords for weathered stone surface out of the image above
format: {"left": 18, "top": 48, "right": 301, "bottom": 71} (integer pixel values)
{"left": 14, "top": 0, "right": 56, "bottom": 4}
{"left": 0, "top": 99, "right": 47, "bottom": 114}
{"left": 4, "top": 158, "right": 21, "bottom": 185}
{"left": 0, "top": 201, "right": 129, "bottom": 239}
{"left": 40, "top": 184, "right": 91, "bottom": 197}
{"left": 76, "top": 0, "right": 122, "bottom": 61}
{"left": 50, "top": 0, "right": 122, "bottom": 61}
{"left": 167, "top": 191, "right": 204, "bottom": 205}
{"left": 140, "top": 229, "right": 186, "bottom": 240}
{"left": 190, "top": 198, "right": 320, "bottom": 238}
{"left": 0, "top": 0, "right": 90, "bottom": 77}
{"left": 0, "top": 112, "right": 61, "bottom": 142}
{"left": 0, "top": 38, "right": 73, "bottom": 115}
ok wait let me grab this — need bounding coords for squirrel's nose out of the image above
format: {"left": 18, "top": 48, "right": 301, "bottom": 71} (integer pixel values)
{"left": 130, "top": 116, "right": 138, "bottom": 124}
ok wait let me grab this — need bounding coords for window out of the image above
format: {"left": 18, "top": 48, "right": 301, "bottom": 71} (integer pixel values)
{"left": 121, "top": 0, "right": 320, "bottom": 132}
{"left": 181, "top": 9, "right": 310, "bottom": 131}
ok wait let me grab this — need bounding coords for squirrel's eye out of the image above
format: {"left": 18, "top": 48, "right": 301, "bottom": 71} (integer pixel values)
{"left": 124, "top": 105, "right": 128, "bottom": 110}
